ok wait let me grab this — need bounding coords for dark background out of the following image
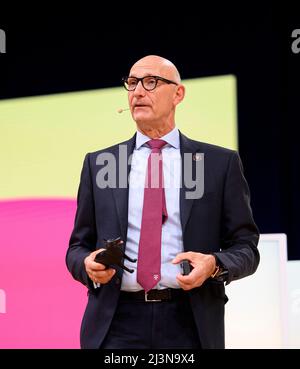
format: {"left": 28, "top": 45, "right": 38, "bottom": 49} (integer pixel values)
{"left": 1, "top": 4, "right": 299, "bottom": 259}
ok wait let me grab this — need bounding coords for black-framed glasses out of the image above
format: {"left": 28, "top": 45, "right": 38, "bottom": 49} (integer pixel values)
{"left": 122, "top": 75, "right": 178, "bottom": 91}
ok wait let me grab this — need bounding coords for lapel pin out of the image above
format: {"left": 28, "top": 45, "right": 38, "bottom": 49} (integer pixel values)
{"left": 193, "top": 153, "right": 202, "bottom": 161}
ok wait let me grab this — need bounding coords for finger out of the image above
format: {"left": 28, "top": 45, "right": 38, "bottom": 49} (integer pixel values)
{"left": 181, "top": 265, "right": 205, "bottom": 284}
{"left": 94, "top": 268, "right": 116, "bottom": 280}
{"left": 94, "top": 268, "right": 115, "bottom": 277}
{"left": 176, "top": 269, "right": 205, "bottom": 288}
{"left": 97, "top": 270, "right": 116, "bottom": 284}
{"left": 99, "top": 275, "right": 115, "bottom": 284}
{"left": 179, "top": 284, "right": 193, "bottom": 291}
{"left": 176, "top": 278, "right": 193, "bottom": 291}
{"left": 172, "top": 251, "right": 194, "bottom": 264}
{"left": 176, "top": 273, "right": 195, "bottom": 285}
{"left": 94, "top": 248, "right": 106, "bottom": 255}
{"left": 91, "top": 268, "right": 116, "bottom": 283}
{"left": 89, "top": 261, "right": 107, "bottom": 271}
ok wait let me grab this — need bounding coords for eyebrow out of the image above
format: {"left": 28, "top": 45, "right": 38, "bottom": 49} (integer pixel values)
{"left": 128, "top": 73, "right": 155, "bottom": 78}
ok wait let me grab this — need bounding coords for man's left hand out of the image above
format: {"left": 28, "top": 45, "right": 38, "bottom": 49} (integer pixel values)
{"left": 172, "top": 251, "right": 216, "bottom": 290}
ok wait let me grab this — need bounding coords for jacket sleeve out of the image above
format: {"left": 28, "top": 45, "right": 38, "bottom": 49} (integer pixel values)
{"left": 214, "top": 151, "right": 260, "bottom": 284}
{"left": 66, "top": 153, "right": 96, "bottom": 289}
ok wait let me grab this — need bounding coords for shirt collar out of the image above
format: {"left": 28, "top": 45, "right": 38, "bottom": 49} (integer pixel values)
{"left": 135, "top": 127, "right": 180, "bottom": 150}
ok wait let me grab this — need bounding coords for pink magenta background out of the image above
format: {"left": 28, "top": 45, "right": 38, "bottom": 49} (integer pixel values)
{"left": 0, "top": 199, "right": 86, "bottom": 348}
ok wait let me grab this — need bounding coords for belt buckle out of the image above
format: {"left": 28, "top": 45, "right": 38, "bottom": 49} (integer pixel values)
{"left": 145, "top": 291, "right": 161, "bottom": 302}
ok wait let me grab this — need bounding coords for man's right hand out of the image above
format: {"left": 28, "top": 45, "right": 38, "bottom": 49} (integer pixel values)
{"left": 84, "top": 249, "right": 116, "bottom": 284}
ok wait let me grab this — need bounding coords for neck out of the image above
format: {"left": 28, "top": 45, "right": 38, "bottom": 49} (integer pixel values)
{"left": 137, "top": 124, "right": 175, "bottom": 139}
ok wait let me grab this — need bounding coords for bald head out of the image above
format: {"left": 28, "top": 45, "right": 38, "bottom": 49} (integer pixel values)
{"left": 127, "top": 55, "right": 185, "bottom": 137}
{"left": 130, "top": 55, "right": 181, "bottom": 84}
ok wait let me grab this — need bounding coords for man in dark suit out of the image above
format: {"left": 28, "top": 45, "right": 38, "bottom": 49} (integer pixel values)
{"left": 66, "top": 55, "right": 260, "bottom": 349}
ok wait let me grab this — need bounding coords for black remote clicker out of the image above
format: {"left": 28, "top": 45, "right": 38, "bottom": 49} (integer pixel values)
{"left": 180, "top": 259, "right": 193, "bottom": 275}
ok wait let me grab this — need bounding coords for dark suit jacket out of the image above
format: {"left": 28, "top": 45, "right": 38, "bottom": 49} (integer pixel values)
{"left": 66, "top": 131, "right": 260, "bottom": 349}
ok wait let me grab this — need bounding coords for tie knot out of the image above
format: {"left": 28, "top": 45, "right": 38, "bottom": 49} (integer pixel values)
{"left": 147, "top": 139, "right": 167, "bottom": 151}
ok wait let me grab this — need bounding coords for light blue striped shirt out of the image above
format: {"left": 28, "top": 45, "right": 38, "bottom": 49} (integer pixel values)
{"left": 121, "top": 127, "right": 183, "bottom": 291}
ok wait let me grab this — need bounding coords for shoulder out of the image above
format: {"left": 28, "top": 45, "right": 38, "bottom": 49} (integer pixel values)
{"left": 179, "top": 132, "right": 241, "bottom": 176}
{"left": 179, "top": 131, "right": 237, "bottom": 157}
{"left": 85, "top": 134, "right": 136, "bottom": 161}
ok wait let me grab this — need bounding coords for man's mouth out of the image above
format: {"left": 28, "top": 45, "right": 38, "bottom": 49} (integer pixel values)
{"left": 134, "top": 103, "right": 149, "bottom": 108}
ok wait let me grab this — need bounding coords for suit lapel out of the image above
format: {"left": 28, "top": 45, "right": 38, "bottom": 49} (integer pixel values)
{"left": 179, "top": 132, "right": 202, "bottom": 234}
{"left": 111, "top": 134, "right": 136, "bottom": 241}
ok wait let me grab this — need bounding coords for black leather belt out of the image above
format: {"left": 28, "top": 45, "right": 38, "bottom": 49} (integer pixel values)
{"left": 119, "top": 288, "right": 186, "bottom": 302}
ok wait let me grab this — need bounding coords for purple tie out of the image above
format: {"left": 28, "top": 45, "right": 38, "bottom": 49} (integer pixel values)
{"left": 137, "top": 139, "right": 168, "bottom": 292}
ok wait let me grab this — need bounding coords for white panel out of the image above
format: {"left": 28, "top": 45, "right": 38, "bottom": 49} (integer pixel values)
{"left": 225, "top": 234, "right": 288, "bottom": 348}
{"left": 286, "top": 260, "right": 300, "bottom": 348}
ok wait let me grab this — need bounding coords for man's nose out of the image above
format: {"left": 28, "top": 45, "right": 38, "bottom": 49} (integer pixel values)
{"left": 133, "top": 81, "right": 146, "bottom": 97}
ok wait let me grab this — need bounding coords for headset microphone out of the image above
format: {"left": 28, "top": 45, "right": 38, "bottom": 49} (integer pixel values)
{"left": 117, "top": 108, "right": 130, "bottom": 113}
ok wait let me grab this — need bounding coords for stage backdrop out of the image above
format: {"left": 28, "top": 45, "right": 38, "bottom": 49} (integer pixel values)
{"left": 0, "top": 76, "right": 237, "bottom": 348}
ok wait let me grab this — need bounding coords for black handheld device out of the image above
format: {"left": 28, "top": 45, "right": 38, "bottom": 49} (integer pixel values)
{"left": 94, "top": 237, "right": 137, "bottom": 273}
{"left": 180, "top": 259, "right": 193, "bottom": 275}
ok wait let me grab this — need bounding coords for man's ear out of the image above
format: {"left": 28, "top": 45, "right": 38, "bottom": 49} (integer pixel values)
{"left": 174, "top": 84, "right": 185, "bottom": 106}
